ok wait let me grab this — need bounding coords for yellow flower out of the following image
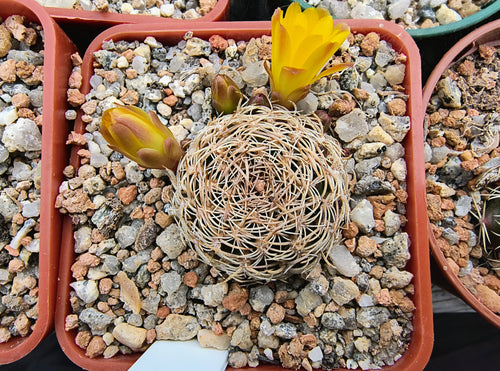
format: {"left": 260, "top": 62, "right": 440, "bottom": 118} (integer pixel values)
{"left": 99, "top": 106, "right": 183, "bottom": 171}
{"left": 266, "top": 2, "right": 351, "bottom": 109}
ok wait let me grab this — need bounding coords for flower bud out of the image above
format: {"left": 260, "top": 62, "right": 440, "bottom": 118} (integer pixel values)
{"left": 211, "top": 74, "right": 243, "bottom": 115}
{"left": 99, "top": 106, "right": 183, "bottom": 171}
{"left": 315, "top": 110, "right": 332, "bottom": 132}
{"left": 248, "top": 92, "right": 271, "bottom": 108}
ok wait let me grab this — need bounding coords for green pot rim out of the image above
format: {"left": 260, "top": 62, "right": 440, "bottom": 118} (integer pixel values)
{"left": 291, "top": 0, "right": 500, "bottom": 39}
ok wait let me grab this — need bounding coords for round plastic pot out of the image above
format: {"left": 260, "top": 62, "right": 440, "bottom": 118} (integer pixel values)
{"left": 408, "top": 0, "right": 500, "bottom": 39}
{"left": 0, "top": 0, "right": 78, "bottom": 365}
{"left": 291, "top": 0, "right": 500, "bottom": 40}
{"left": 293, "top": 0, "right": 312, "bottom": 9}
{"left": 56, "top": 19, "right": 433, "bottom": 371}
{"left": 46, "top": 0, "right": 229, "bottom": 27}
{"left": 424, "top": 19, "right": 500, "bottom": 329}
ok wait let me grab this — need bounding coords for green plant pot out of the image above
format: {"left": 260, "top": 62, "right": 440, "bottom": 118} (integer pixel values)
{"left": 291, "top": 0, "right": 500, "bottom": 40}
{"left": 409, "top": 0, "right": 500, "bottom": 39}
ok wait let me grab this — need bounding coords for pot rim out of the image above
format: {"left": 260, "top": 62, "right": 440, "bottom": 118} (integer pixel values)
{"left": 46, "top": 0, "right": 229, "bottom": 26}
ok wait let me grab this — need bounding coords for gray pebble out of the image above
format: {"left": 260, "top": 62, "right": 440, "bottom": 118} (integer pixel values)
{"left": 79, "top": 307, "right": 115, "bottom": 335}
{"left": 7, "top": 50, "right": 44, "bottom": 65}
{"left": 274, "top": 323, "right": 297, "bottom": 339}
{"left": 442, "top": 228, "right": 460, "bottom": 246}
{"left": 135, "top": 265, "right": 151, "bottom": 288}
{"left": 142, "top": 295, "right": 161, "bottom": 315}
{"left": 161, "top": 271, "right": 182, "bottom": 295}
{"left": 328, "top": 244, "right": 362, "bottom": 277}
{"left": 321, "top": 312, "right": 345, "bottom": 330}
{"left": 143, "top": 314, "right": 158, "bottom": 329}
{"left": 249, "top": 285, "right": 274, "bottom": 312}
{"left": 70, "top": 280, "right": 99, "bottom": 304}
{"left": 354, "top": 176, "right": 395, "bottom": 196}
{"left": 115, "top": 225, "right": 139, "bottom": 248}
{"left": 350, "top": 199, "right": 375, "bottom": 234}
{"left": 379, "top": 232, "right": 411, "bottom": 268}
{"left": 437, "top": 76, "right": 462, "bottom": 108}
{"left": 335, "top": 109, "right": 369, "bottom": 143}
{"left": 355, "top": 157, "right": 382, "bottom": 179}
{"left": 122, "top": 249, "right": 153, "bottom": 273}
{"left": 166, "top": 285, "right": 188, "bottom": 309}
{"left": 455, "top": 195, "right": 472, "bottom": 217}
{"left": 357, "top": 307, "right": 390, "bottom": 328}
{"left": 295, "top": 284, "right": 323, "bottom": 316}
{"left": 156, "top": 224, "right": 185, "bottom": 259}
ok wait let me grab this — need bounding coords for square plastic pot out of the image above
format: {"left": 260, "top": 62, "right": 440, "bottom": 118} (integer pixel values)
{"left": 55, "top": 20, "right": 433, "bottom": 370}
{"left": 424, "top": 19, "right": 500, "bottom": 329}
{"left": 0, "top": 0, "right": 78, "bottom": 364}
{"left": 45, "top": 0, "right": 229, "bottom": 27}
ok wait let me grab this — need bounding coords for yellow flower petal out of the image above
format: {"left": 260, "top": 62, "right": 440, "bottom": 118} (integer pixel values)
{"left": 317, "top": 63, "right": 354, "bottom": 80}
{"left": 267, "top": 3, "right": 351, "bottom": 108}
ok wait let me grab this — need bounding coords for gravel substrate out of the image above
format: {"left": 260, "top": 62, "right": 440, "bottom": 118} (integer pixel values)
{"left": 425, "top": 44, "right": 500, "bottom": 314}
{"left": 58, "top": 31, "right": 417, "bottom": 369}
{"left": 0, "top": 15, "right": 44, "bottom": 344}
{"left": 301, "top": 0, "right": 490, "bottom": 29}
{"left": 35, "top": 0, "right": 218, "bottom": 19}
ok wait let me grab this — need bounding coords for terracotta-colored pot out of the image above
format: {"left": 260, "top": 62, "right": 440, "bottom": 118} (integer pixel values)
{"left": 45, "top": 0, "right": 229, "bottom": 27}
{"left": 55, "top": 19, "right": 433, "bottom": 370}
{"left": 55, "top": 20, "right": 433, "bottom": 370}
{"left": 424, "top": 19, "right": 500, "bottom": 329}
{"left": 0, "top": 0, "right": 77, "bottom": 364}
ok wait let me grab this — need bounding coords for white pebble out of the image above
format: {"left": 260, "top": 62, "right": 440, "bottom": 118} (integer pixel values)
{"left": 328, "top": 245, "right": 362, "bottom": 277}
{"left": 121, "top": 3, "right": 134, "bottom": 13}
{"left": 357, "top": 294, "right": 375, "bottom": 307}
{"left": 388, "top": 0, "right": 410, "bottom": 19}
{"left": 308, "top": 346, "right": 323, "bottom": 362}
{"left": 436, "top": 4, "right": 462, "bottom": 24}
{"left": 160, "top": 3, "right": 175, "bottom": 17}
{"left": 116, "top": 56, "right": 129, "bottom": 68}
{"left": 351, "top": 199, "right": 375, "bottom": 234}
{"left": 180, "top": 118, "right": 194, "bottom": 131}
{"left": 148, "top": 6, "right": 161, "bottom": 17}
{"left": 65, "top": 110, "right": 77, "bottom": 120}
{"left": 21, "top": 200, "right": 40, "bottom": 218}
{"left": 25, "top": 238, "right": 40, "bottom": 253}
{"left": 390, "top": 158, "right": 407, "bottom": 181}
{"left": 2, "top": 118, "right": 42, "bottom": 152}
{"left": 0, "top": 106, "right": 18, "bottom": 126}
{"left": 70, "top": 280, "right": 99, "bottom": 304}
{"left": 169, "top": 124, "right": 189, "bottom": 142}
{"left": 157, "top": 102, "right": 172, "bottom": 118}
{"left": 263, "top": 348, "right": 274, "bottom": 361}
{"left": 9, "top": 219, "right": 36, "bottom": 250}
{"left": 144, "top": 36, "right": 161, "bottom": 48}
